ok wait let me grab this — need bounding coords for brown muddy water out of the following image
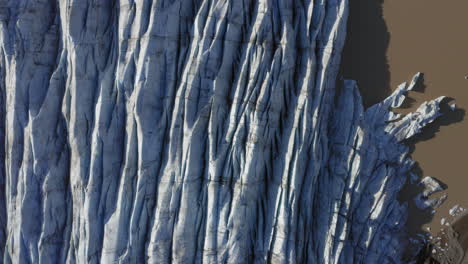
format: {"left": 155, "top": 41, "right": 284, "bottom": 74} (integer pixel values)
{"left": 340, "top": 0, "right": 468, "bottom": 240}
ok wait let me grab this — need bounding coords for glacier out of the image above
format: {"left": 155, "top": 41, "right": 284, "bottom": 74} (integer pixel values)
{"left": 0, "top": 0, "right": 450, "bottom": 263}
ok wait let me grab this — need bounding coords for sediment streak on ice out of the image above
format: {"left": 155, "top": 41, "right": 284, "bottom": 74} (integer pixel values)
{"left": 0, "top": 0, "right": 447, "bottom": 263}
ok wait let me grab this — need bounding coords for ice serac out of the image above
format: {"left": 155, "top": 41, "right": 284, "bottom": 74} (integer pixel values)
{"left": 0, "top": 0, "right": 448, "bottom": 263}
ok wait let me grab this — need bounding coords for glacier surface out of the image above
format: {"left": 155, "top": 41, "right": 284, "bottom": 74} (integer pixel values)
{"left": 0, "top": 0, "right": 449, "bottom": 263}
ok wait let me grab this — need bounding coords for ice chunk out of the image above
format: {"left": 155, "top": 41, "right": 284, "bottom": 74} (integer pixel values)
{"left": 449, "top": 205, "right": 460, "bottom": 216}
